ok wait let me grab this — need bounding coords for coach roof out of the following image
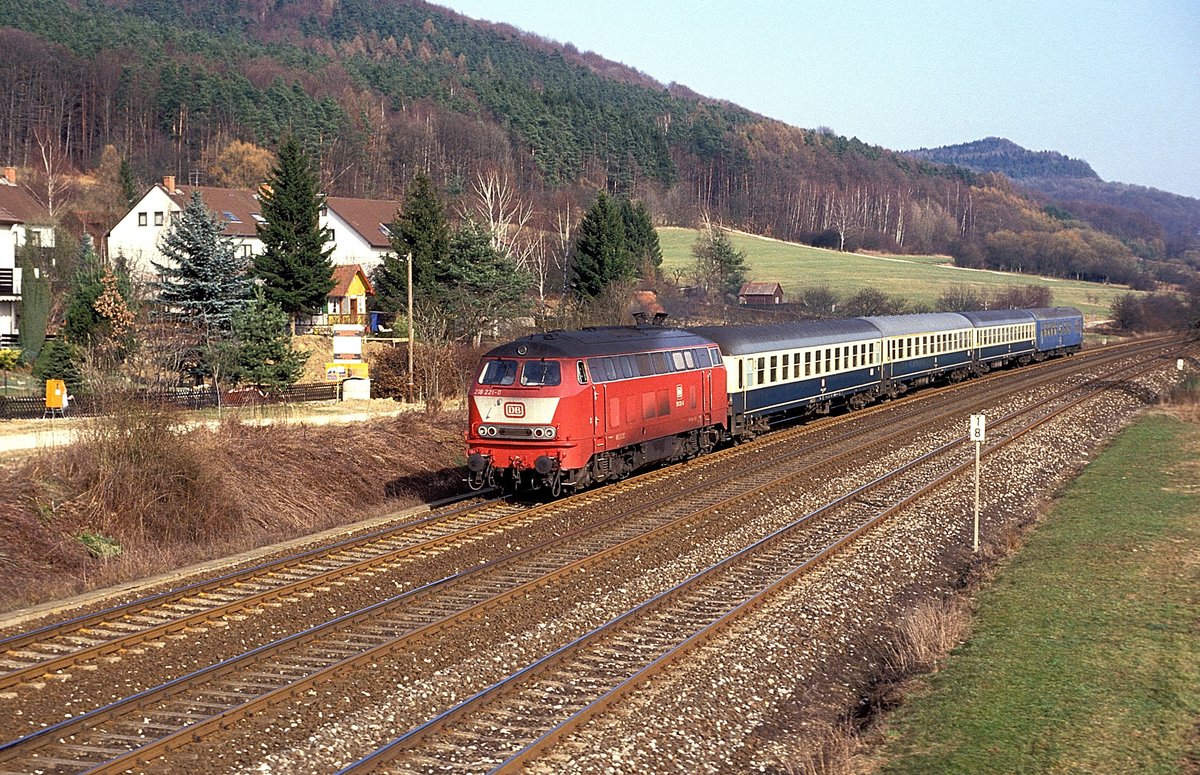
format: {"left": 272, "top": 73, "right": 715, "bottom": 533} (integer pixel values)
{"left": 483, "top": 326, "right": 717, "bottom": 359}
{"left": 858, "top": 312, "right": 974, "bottom": 337}
{"left": 689, "top": 319, "right": 880, "bottom": 355}
{"left": 956, "top": 309, "right": 1036, "bottom": 327}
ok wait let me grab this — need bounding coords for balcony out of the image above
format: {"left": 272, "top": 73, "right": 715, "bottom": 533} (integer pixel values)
{"left": 0, "top": 267, "right": 19, "bottom": 297}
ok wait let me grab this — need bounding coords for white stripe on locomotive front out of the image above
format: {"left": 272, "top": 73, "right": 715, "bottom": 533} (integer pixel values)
{"left": 473, "top": 395, "right": 561, "bottom": 425}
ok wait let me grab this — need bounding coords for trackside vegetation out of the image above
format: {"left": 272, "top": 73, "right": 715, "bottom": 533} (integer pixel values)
{"left": 873, "top": 414, "right": 1200, "bottom": 774}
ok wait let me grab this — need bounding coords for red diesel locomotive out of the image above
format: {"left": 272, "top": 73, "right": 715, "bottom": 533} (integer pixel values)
{"left": 465, "top": 325, "right": 727, "bottom": 495}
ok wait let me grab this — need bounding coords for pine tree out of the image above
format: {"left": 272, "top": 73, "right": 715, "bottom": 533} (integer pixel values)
{"left": 620, "top": 198, "right": 662, "bottom": 277}
{"left": 252, "top": 137, "right": 334, "bottom": 329}
{"left": 571, "top": 192, "right": 633, "bottom": 300}
{"left": 155, "top": 191, "right": 250, "bottom": 330}
{"left": 32, "top": 339, "right": 84, "bottom": 391}
{"left": 377, "top": 173, "right": 450, "bottom": 311}
{"left": 119, "top": 159, "right": 138, "bottom": 208}
{"left": 62, "top": 236, "right": 106, "bottom": 346}
{"left": 231, "top": 291, "right": 309, "bottom": 391}
{"left": 692, "top": 224, "right": 748, "bottom": 302}
{"left": 440, "top": 220, "right": 531, "bottom": 346}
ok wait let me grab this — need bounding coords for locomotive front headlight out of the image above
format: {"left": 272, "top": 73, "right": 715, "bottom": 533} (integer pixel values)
{"left": 545, "top": 426, "right": 557, "bottom": 439}
{"left": 532, "top": 427, "right": 544, "bottom": 438}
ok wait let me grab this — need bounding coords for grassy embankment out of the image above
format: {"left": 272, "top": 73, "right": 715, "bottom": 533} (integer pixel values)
{"left": 658, "top": 226, "right": 1133, "bottom": 318}
{"left": 867, "top": 401, "right": 1200, "bottom": 773}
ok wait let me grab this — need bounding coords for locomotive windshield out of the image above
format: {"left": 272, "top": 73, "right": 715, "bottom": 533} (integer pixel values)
{"left": 520, "top": 360, "right": 561, "bottom": 386}
{"left": 478, "top": 359, "right": 517, "bottom": 385}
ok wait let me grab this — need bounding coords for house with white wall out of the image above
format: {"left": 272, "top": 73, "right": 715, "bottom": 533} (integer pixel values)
{"left": 108, "top": 176, "right": 400, "bottom": 280}
{"left": 0, "top": 167, "right": 54, "bottom": 347}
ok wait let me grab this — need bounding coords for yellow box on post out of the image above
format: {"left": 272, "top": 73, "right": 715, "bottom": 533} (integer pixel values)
{"left": 45, "top": 379, "right": 67, "bottom": 417}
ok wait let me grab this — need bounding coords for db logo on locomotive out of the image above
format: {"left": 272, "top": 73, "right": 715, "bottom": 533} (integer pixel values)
{"left": 504, "top": 402, "right": 525, "bottom": 418}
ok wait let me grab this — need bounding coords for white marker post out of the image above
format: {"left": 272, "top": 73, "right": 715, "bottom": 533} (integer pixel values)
{"left": 969, "top": 414, "right": 987, "bottom": 553}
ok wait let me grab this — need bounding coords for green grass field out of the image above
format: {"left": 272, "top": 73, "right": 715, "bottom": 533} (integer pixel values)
{"left": 658, "top": 226, "right": 1133, "bottom": 318}
{"left": 872, "top": 414, "right": 1200, "bottom": 773}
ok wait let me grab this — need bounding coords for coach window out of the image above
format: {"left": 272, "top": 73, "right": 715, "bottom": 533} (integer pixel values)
{"left": 804, "top": 351, "right": 813, "bottom": 377}
{"left": 781, "top": 353, "right": 790, "bottom": 378}
{"left": 769, "top": 355, "right": 778, "bottom": 382}
{"left": 757, "top": 357, "right": 766, "bottom": 384}
{"left": 521, "top": 360, "right": 561, "bottom": 386}
{"left": 833, "top": 348, "right": 841, "bottom": 372}
{"left": 824, "top": 348, "right": 832, "bottom": 374}
{"left": 479, "top": 359, "right": 517, "bottom": 386}
{"left": 577, "top": 361, "right": 588, "bottom": 384}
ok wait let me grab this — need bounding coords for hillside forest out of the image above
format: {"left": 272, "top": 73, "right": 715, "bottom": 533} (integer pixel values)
{"left": 3, "top": 0, "right": 1200, "bottom": 309}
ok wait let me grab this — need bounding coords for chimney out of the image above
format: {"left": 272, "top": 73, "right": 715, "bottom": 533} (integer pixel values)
{"left": 163, "top": 175, "right": 176, "bottom": 192}
{"left": 3, "top": 167, "right": 14, "bottom": 185}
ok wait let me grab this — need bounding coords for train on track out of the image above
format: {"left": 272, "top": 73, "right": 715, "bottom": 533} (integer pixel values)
{"left": 465, "top": 307, "right": 1084, "bottom": 496}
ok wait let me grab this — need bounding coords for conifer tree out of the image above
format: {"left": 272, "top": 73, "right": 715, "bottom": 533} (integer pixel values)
{"left": 692, "top": 224, "right": 748, "bottom": 302}
{"left": 155, "top": 191, "right": 250, "bottom": 329}
{"left": 620, "top": 198, "right": 662, "bottom": 277}
{"left": 375, "top": 173, "right": 450, "bottom": 313}
{"left": 16, "top": 243, "right": 50, "bottom": 364}
{"left": 62, "top": 236, "right": 106, "bottom": 346}
{"left": 252, "top": 137, "right": 334, "bottom": 330}
{"left": 231, "top": 290, "right": 309, "bottom": 391}
{"left": 570, "top": 192, "right": 633, "bottom": 300}
{"left": 440, "top": 220, "right": 531, "bottom": 346}
{"left": 32, "top": 339, "right": 84, "bottom": 391}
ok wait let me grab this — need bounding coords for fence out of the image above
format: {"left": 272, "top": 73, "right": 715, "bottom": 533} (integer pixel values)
{"left": 0, "top": 382, "right": 340, "bottom": 421}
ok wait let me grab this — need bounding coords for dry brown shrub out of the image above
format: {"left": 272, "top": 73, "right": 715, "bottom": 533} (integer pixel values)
{"left": 878, "top": 598, "right": 970, "bottom": 676}
{"left": 778, "top": 720, "right": 858, "bottom": 775}
{"left": 0, "top": 405, "right": 468, "bottom": 613}
{"left": 1160, "top": 375, "right": 1200, "bottom": 425}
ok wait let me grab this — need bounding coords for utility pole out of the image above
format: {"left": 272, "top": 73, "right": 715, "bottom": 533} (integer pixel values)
{"left": 407, "top": 252, "right": 415, "bottom": 402}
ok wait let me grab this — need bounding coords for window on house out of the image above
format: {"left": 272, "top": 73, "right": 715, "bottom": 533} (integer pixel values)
{"left": 154, "top": 211, "right": 164, "bottom": 226}
{"left": 138, "top": 212, "right": 147, "bottom": 226}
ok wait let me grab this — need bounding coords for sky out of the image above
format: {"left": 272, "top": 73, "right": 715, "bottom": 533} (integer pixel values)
{"left": 438, "top": 0, "right": 1200, "bottom": 199}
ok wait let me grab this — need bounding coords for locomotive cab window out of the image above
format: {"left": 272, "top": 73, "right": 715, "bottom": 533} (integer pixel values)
{"left": 577, "top": 361, "right": 588, "bottom": 384}
{"left": 479, "top": 359, "right": 518, "bottom": 386}
{"left": 520, "top": 360, "right": 561, "bottom": 386}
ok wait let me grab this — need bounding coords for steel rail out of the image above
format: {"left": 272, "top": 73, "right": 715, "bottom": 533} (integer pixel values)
{"left": 332, "top": 349, "right": 1179, "bottom": 774}
{"left": 0, "top": 339, "right": 1180, "bottom": 772}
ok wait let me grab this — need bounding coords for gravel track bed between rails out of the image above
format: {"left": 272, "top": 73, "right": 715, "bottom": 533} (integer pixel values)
{"left": 0, "top": 359, "right": 1072, "bottom": 743}
{"left": 128, "top": 356, "right": 1187, "bottom": 774}
{"left": 523, "top": 365, "right": 1182, "bottom": 774}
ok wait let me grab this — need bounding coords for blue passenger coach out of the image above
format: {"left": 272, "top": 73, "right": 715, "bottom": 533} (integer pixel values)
{"left": 862, "top": 312, "right": 975, "bottom": 388}
{"left": 958, "top": 309, "right": 1038, "bottom": 370}
{"left": 1030, "top": 306, "right": 1085, "bottom": 356}
{"left": 691, "top": 319, "right": 882, "bottom": 437}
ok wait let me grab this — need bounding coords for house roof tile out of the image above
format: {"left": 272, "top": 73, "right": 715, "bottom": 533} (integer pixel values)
{"left": 170, "top": 185, "right": 263, "bottom": 237}
{"left": 0, "top": 183, "right": 50, "bottom": 224}
{"left": 329, "top": 263, "right": 375, "bottom": 297}
{"left": 326, "top": 197, "right": 400, "bottom": 249}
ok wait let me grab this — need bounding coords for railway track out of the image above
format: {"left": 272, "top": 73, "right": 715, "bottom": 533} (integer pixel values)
{"left": 0, "top": 335, "right": 1160, "bottom": 696}
{"left": 334, "top": 341, "right": 1186, "bottom": 773}
{"left": 0, "top": 336, "right": 1183, "bottom": 773}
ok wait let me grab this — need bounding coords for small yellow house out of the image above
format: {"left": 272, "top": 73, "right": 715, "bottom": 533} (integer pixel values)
{"left": 325, "top": 264, "right": 374, "bottom": 327}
